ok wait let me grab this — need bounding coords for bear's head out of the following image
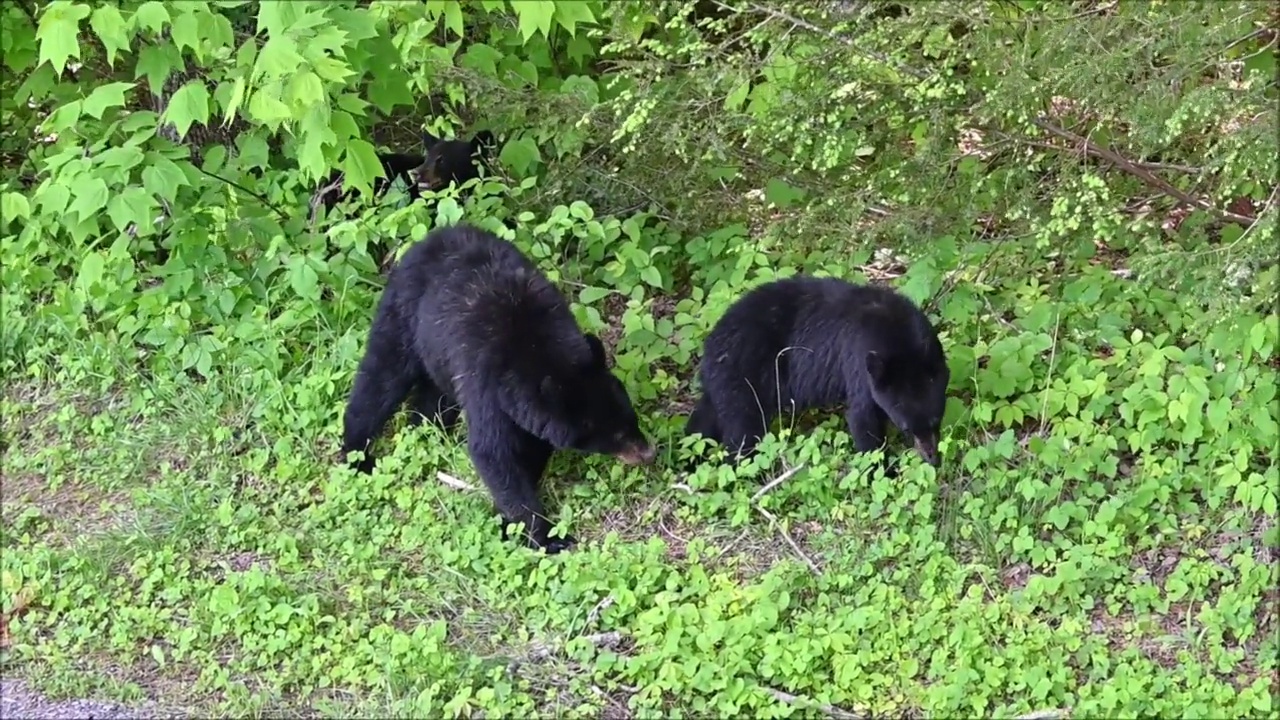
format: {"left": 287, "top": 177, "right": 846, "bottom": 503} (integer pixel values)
{"left": 539, "top": 333, "right": 656, "bottom": 466}
{"left": 416, "top": 130, "right": 496, "bottom": 192}
{"left": 865, "top": 349, "right": 949, "bottom": 467}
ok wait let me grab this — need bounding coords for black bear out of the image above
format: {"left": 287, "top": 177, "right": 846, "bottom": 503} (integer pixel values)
{"left": 315, "top": 130, "right": 496, "bottom": 216}
{"left": 341, "top": 224, "right": 656, "bottom": 553}
{"left": 415, "top": 130, "right": 495, "bottom": 194}
{"left": 685, "top": 276, "right": 949, "bottom": 469}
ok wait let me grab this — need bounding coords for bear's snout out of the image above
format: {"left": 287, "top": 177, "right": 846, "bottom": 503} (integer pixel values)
{"left": 913, "top": 435, "right": 941, "bottom": 467}
{"left": 616, "top": 441, "right": 657, "bottom": 466}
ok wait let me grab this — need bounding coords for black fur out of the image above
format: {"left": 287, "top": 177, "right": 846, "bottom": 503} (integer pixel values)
{"left": 685, "top": 277, "right": 949, "bottom": 469}
{"left": 341, "top": 224, "right": 655, "bottom": 553}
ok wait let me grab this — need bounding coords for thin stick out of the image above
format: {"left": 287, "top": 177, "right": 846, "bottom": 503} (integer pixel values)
{"left": 766, "top": 687, "right": 864, "bottom": 719}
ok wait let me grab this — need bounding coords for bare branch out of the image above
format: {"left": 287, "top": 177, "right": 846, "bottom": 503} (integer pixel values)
{"left": 1028, "top": 117, "right": 1258, "bottom": 224}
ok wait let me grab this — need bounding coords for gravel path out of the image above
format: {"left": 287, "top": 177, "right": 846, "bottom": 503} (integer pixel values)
{"left": 0, "top": 678, "right": 169, "bottom": 720}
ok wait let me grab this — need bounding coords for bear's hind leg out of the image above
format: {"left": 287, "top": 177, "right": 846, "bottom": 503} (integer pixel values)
{"left": 406, "top": 376, "right": 461, "bottom": 430}
{"left": 710, "top": 388, "right": 775, "bottom": 462}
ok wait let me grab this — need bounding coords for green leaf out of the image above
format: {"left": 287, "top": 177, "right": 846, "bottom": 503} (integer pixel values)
{"left": 223, "top": 77, "right": 247, "bottom": 124}
{"left": 170, "top": 9, "right": 204, "bottom": 60}
{"left": 36, "top": 2, "right": 88, "bottom": 76}
{"left": 554, "top": 1, "right": 596, "bottom": 35}
{"left": 515, "top": 0, "right": 555, "bottom": 42}
{"left": 89, "top": 5, "right": 131, "bottom": 66}
{"left": 134, "top": 1, "right": 171, "bottom": 34}
{"left": 43, "top": 100, "right": 83, "bottom": 133}
{"left": 135, "top": 45, "right": 176, "bottom": 96}
{"left": 163, "top": 81, "right": 210, "bottom": 139}
{"left": 342, "top": 139, "right": 384, "bottom": 198}
{"left": 82, "top": 81, "right": 135, "bottom": 119}
{"left": 76, "top": 251, "right": 106, "bottom": 294}
{"left": 142, "top": 156, "right": 190, "bottom": 203}
{"left": 441, "top": 0, "right": 464, "bottom": 37}
{"left": 498, "top": 136, "right": 541, "bottom": 177}
{"left": 724, "top": 80, "right": 750, "bottom": 112}
{"left": 1, "top": 192, "right": 32, "bottom": 226}
{"left": 763, "top": 178, "right": 805, "bottom": 209}
{"left": 247, "top": 88, "right": 292, "bottom": 130}
{"left": 255, "top": 35, "right": 305, "bottom": 81}
{"left": 580, "top": 287, "right": 611, "bottom": 305}
{"left": 68, "top": 175, "right": 110, "bottom": 221}
{"left": 640, "top": 266, "right": 663, "bottom": 289}
{"left": 288, "top": 71, "right": 326, "bottom": 110}
{"left": 106, "top": 187, "right": 157, "bottom": 233}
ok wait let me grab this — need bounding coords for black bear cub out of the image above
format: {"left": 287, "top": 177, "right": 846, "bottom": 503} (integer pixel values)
{"left": 341, "top": 224, "right": 655, "bottom": 554}
{"left": 685, "top": 276, "right": 949, "bottom": 469}
{"left": 317, "top": 130, "right": 496, "bottom": 214}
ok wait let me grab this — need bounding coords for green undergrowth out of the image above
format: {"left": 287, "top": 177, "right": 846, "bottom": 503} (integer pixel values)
{"left": 3, "top": 213, "right": 1276, "bottom": 718}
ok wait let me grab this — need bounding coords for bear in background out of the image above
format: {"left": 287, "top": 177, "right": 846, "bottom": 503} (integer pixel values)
{"left": 314, "top": 130, "right": 497, "bottom": 217}
{"left": 341, "top": 224, "right": 655, "bottom": 553}
{"left": 685, "top": 276, "right": 950, "bottom": 470}
{"left": 415, "top": 130, "right": 495, "bottom": 194}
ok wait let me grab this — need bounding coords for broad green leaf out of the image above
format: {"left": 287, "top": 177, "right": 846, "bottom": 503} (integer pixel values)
{"left": 560, "top": 75, "right": 599, "bottom": 104}
{"left": 1, "top": 192, "right": 31, "bottom": 226}
{"left": 514, "top": 0, "right": 555, "bottom": 42}
{"left": 246, "top": 88, "right": 292, "bottom": 130}
{"left": 76, "top": 251, "right": 106, "bottom": 293}
{"left": 341, "top": 139, "right": 384, "bottom": 198}
{"left": 68, "top": 175, "right": 110, "bottom": 221}
{"left": 460, "top": 43, "right": 503, "bottom": 77}
{"left": 106, "top": 187, "right": 157, "bottom": 233}
{"left": 43, "top": 99, "right": 83, "bottom": 132}
{"left": 254, "top": 35, "right": 305, "bottom": 81}
{"left": 134, "top": 1, "right": 171, "bottom": 34}
{"left": 135, "top": 45, "right": 176, "bottom": 96}
{"left": 95, "top": 146, "right": 146, "bottom": 172}
{"left": 724, "top": 80, "right": 749, "bottom": 112}
{"left": 763, "top": 178, "right": 805, "bottom": 209}
{"left": 498, "top": 136, "right": 541, "bottom": 177}
{"left": 36, "top": 182, "right": 71, "bottom": 215}
{"left": 36, "top": 2, "right": 89, "bottom": 76}
{"left": 442, "top": 0, "right": 464, "bottom": 37}
{"left": 555, "top": 1, "right": 596, "bottom": 35}
{"left": 579, "top": 286, "right": 611, "bottom": 305}
{"left": 142, "top": 155, "right": 190, "bottom": 202}
{"left": 223, "top": 77, "right": 247, "bottom": 124}
{"left": 82, "top": 81, "right": 136, "bottom": 119}
{"left": 163, "top": 81, "right": 211, "bottom": 139}
{"left": 288, "top": 71, "right": 326, "bottom": 110}
{"left": 170, "top": 9, "right": 204, "bottom": 61}
{"left": 89, "top": 5, "right": 131, "bottom": 66}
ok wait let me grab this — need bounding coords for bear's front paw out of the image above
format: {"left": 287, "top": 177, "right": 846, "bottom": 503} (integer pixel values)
{"left": 540, "top": 533, "right": 578, "bottom": 555}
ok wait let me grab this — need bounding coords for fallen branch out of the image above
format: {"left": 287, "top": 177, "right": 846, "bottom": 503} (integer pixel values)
{"left": 436, "top": 471, "right": 477, "bottom": 491}
{"left": 1028, "top": 117, "right": 1257, "bottom": 225}
{"left": 528, "top": 631, "right": 627, "bottom": 661}
{"left": 751, "top": 465, "right": 822, "bottom": 575}
{"left": 766, "top": 687, "right": 864, "bottom": 719}
{"left": 1016, "top": 709, "right": 1071, "bottom": 720}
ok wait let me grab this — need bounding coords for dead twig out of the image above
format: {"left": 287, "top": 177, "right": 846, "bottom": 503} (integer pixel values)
{"left": 436, "top": 471, "right": 476, "bottom": 491}
{"left": 1028, "top": 117, "right": 1257, "bottom": 224}
{"left": 751, "top": 465, "right": 822, "bottom": 575}
{"left": 1017, "top": 709, "right": 1071, "bottom": 720}
{"left": 766, "top": 687, "right": 864, "bottom": 719}
{"left": 528, "top": 631, "right": 627, "bottom": 661}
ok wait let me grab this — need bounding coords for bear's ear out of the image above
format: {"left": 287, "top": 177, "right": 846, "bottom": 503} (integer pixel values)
{"left": 865, "top": 351, "right": 888, "bottom": 384}
{"left": 421, "top": 131, "right": 441, "bottom": 150}
{"left": 470, "top": 130, "right": 495, "bottom": 157}
{"left": 584, "top": 333, "right": 610, "bottom": 368}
